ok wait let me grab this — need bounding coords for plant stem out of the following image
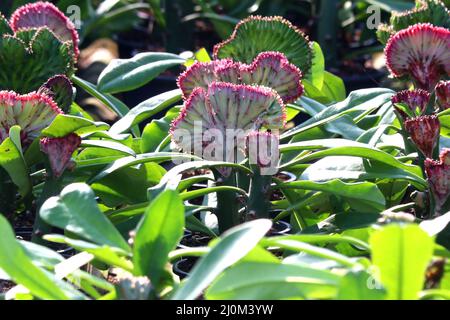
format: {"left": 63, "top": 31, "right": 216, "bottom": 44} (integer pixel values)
{"left": 247, "top": 166, "right": 272, "bottom": 219}
{"left": 213, "top": 169, "right": 241, "bottom": 234}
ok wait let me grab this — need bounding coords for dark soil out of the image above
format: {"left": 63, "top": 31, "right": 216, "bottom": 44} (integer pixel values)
{"left": 0, "top": 280, "right": 15, "bottom": 294}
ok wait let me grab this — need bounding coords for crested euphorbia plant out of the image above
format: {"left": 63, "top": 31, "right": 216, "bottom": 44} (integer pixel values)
{"left": 384, "top": 23, "right": 449, "bottom": 90}
{"left": 0, "top": 90, "right": 63, "bottom": 219}
{"left": 386, "top": 17, "right": 450, "bottom": 217}
{"left": 0, "top": 2, "right": 78, "bottom": 93}
{"left": 171, "top": 82, "right": 287, "bottom": 232}
{"left": 0, "top": 91, "right": 62, "bottom": 147}
{"left": 171, "top": 16, "right": 309, "bottom": 232}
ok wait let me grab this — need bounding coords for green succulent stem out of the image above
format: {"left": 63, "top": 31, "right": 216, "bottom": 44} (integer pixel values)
{"left": 213, "top": 169, "right": 241, "bottom": 234}
{"left": 247, "top": 166, "right": 272, "bottom": 219}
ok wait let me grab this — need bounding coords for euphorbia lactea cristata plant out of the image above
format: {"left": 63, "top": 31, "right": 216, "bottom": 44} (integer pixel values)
{"left": 171, "top": 16, "right": 308, "bottom": 231}
{"left": 385, "top": 15, "right": 450, "bottom": 217}
{"left": 384, "top": 23, "right": 449, "bottom": 91}
{"left": 0, "top": 91, "right": 62, "bottom": 147}
{"left": 0, "top": 2, "right": 78, "bottom": 93}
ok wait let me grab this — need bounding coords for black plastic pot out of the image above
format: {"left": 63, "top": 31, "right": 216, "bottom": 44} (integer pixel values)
{"left": 274, "top": 171, "right": 297, "bottom": 183}
{"left": 173, "top": 257, "right": 199, "bottom": 279}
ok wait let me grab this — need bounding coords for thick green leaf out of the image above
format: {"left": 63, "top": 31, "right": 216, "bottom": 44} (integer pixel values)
{"left": 282, "top": 88, "right": 394, "bottom": 140}
{"left": 89, "top": 152, "right": 198, "bottom": 183}
{"left": 280, "top": 139, "right": 426, "bottom": 188}
{"left": 0, "top": 126, "right": 31, "bottom": 196}
{"left": 171, "top": 219, "right": 272, "bottom": 300}
{"left": 42, "top": 115, "right": 109, "bottom": 138}
{"left": 109, "top": 89, "right": 181, "bottom": 134}
{"left": 97, "top": 53, "right": 185, "bottom": 93}
{"left": 92, "top": 163, "right": 166, "bottom": 207}
{"left": 40, "top": 183, "right": 131, "bottom": 252}
{"left": 148, "top": 160, "right": 253, "bottom": 200}
{"left": 337, "top": 271, "right": 386, "bottom": 300}
{"left": 71, "top": 76, "right": 130, "bottom": 118}
{"left": 206, "top": 261, "right": 341, "bottom": 299}
{"left": 370, "top": 224, "right": 434, "bottom": 300}
{"left": 81, "top": 140, "right": 136, "bottom": 156}
{"left": 306, "top": 42, "right": 325, "bottom": 89}
{"left": 277, "top": 179, "right": 385, "bottom": 213}
{"left": 322, "top": 71, "right": 346, "bottom": 102}
{"left": 43, "top": 234, "right": 133, "bottom": 272}
{"left": 0, "top": 215, "right": 68, "bottom": 300}
{"left": 133, "top": 190, "right": 184, "bottom": 284}
{"left": 140, "top": 107, "right": 179, "bottom": 153}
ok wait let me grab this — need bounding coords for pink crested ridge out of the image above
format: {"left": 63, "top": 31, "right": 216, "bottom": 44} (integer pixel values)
{"left": 177, "top": 62, "right": 215, "bottom": 100}
{"left": 384, "top": 23, "right": 450, "bottom": 90}
{"left": 10, "top": 1, "right": 80, "bottom": 60}
{"left": 391, "top": 89, "right": 430, "bottom": 115}
{"left": 435, "top": 80, "right": 450, "bottom": 110}
{"left": 212, "top": 15, "right": 309, "bottom": 60}
{"left": 40, "top": 133, "right": 81, "bottom": 178}
{"left": 214, "top": 59, "right": 242, "bottom": 83}
{"left": 240, "top": 51, "right": 303, "bottom": 103}
{"left": 425, "top": 148, "right": 450, "bottom": 215}
{"left": 169, "top": 87, "right": 207, "bottom": 137}
{"left": 404, "top": 114, "right": 440, "bottom": 158}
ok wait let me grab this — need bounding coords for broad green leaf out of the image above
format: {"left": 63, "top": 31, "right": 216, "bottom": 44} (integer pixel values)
{"left": 140, "top": 107, "right": 179, "bottom": 153}
{"left": 301, "top": 156, "right": 425, "bottom": 189}
{"left": 42, "top": 115, "right": 109, "bottom": 138}
{"left": 280, "top": 139, "right": 426, "bottom": 188}
{"left": 0, "top": 215, "right": 68, "bottom": 300}
{"left": 277, "top": 179, "right": 385, "bottom": 213}
{"left": 92, "top": 163, "right": 166, "bottom": 207}
{"left": 0, "top": 126, "right": 31, "bottom": 196}
{"left": 40, "top": 183, "right": 130, "bottom": 252}
{"left": 322, "top": 71, "right": 346, "bottom": 102}
{"left": 148, "top": 160, "right": 253, "bottom": 199}
{"left": 97, "top": 52, "right": 185, "bottom": 93}
{"left": 337, "top": 271, "right": 386, "bottom": 300}
{"left": 370, "top": 224, "right": 434, "bottom": 300}
{"left": 43, "top": 234, "right": 133, "bottom": 272}
{"left": 81, "top": 140, "right": 135, "bottom": 156}
{"left": 171, "top": 219, "right": 272, "bottom": 300}
{"left": 262, "top": 238, "right": 361, "bottom": 268}
{"left": 71, "top": 76, "right": 130, "bottom": 118}
{"left": 206, "top": 261, "right": 341, "bottom": 300}
{"left": 133, "top": 190, "right": 184, "bottom": 284}
{"left": 307, "top": 42, "right": 325, "bottom": 89}
{"left": 89, "top": 152, "right": 198, "bottom": 183}
{"left": 109, "top": 89, "right": 182, "bottom": 134}
{"left": 282, "top": 88, "right": 394, "bottom": 140}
